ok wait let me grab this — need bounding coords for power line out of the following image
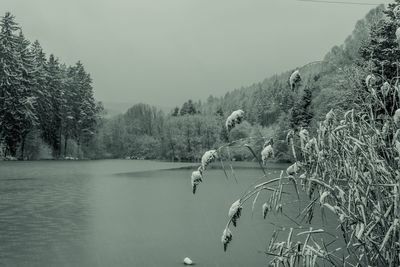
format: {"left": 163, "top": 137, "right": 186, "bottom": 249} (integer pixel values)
{"left": 297, "top": 0, "right": 384, "bottom": 6}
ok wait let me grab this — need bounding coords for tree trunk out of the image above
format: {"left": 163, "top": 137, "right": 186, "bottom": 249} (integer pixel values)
{"left": 8, "top": 141, "right": 17, "bottom": 158}
{"left": 77, "top": 136, "right": 81, "bottom": 159}
{"left": 19, "top": 135, "right": 26, "bottom": 160}
{"left": 64, "top": 135, "right": 68, "bottom": 158}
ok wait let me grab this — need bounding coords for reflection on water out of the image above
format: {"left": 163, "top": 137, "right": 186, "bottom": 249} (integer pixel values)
{"left": 0, "top": 160, "right": 334, "bottom": 266}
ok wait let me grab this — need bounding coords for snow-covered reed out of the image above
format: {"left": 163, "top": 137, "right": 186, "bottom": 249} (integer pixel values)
{"left": 261, "top": 144, "right": 274, "bottom": 165}
{"left": 225, "top": 109, "right": 244, "bottom": 132}
{"left": 228, "top": 199, "right": 242, "bottom": 227}
{"left": 289, "top": 70, "right": 301, "bottom": 90}
{"left": 191, "top": 168, "right": 203, "bottom": 194}
{"left": 394, "top": 5, "right": 400, "bottom": 19}
{"left": 188, "top": 72, "right": 400, "bottom": 265}
{"left": 394, "top": 108, "right": 400, "bottom": 126}
{"left": 200, "top": 149, "right": 217, "bottom": 171}
{"left": 221, "top": 228, "right": 233, "bottom": 252}
{"left": 365, "top": 74, "right": 376, "bottom": 87}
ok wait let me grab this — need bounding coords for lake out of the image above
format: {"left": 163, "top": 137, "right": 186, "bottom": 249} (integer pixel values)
{"left": 0, "top": 160, "right": 335, "bottom": 266}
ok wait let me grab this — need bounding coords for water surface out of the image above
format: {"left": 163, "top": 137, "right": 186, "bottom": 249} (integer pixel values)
{"left": 0, "top": 160, "right": 334, "bottom": 266}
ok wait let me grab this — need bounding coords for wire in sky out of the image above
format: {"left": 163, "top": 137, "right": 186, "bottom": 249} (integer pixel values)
{"left": 297, "top": 0, "right": 384, "bottom": 6}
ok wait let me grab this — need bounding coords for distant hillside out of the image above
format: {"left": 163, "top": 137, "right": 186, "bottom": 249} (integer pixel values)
{"left": 102, "top": 102, "right": 133, "bottom": 117}
{"left": 198, "top": 5, "right": 385, "bottom": 123}
{"left": 94, "top": 4, "right": 386, "bottom": 161}
{"left": 103, "top": 101, "right": 173, "bottom": 117}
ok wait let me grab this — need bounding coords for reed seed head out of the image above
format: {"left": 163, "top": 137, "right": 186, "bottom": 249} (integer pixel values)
{"left": 228, "top": 199, "right": 242, "bottom": 227}
{"left": 191, "top": 170, "right": 203, "bottom": 194}
{"left": 286, "top": 162, "right": 301, "bottom": 176}
{"left": 394, "top": 109, "right": 400, "bottom": 127}
{"left": 299, "top": 128, "right": 309, "bottom": 142}
{"left": 289, "top": 70, "right": 301, "bottom": 90}
{"left": 201, "top": 150, "right": 218, "bottom": 171}
{"left": 225, "top": 110, "right": 245, "bottom": 132}
{"left": 262, "top": 203, "right": 271, "bottom": 219}
{"left": 365, "top": 74, "right": 376, "bottom": 88}
{"left": 394, "top": 5, "right": 400, "bottom": 19}
{"left": 261, "top": 144, "right": 274, "bottom": 165}
{"left": 221, "top": 228, "right": 233, "bottom": 251}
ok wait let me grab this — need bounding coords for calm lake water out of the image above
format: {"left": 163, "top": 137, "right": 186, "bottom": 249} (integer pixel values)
{"left": 0, "top": 160, "right": 336, "bottom": 266}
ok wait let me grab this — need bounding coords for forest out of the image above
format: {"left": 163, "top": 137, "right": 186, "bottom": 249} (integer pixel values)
{"left": 0, "top": 12, "right": 102, "bottom": 160}
{"left": 0, "top": 2, "right": 396, "bottom": 162}
{"left": 93, "top": 2, "right": 388, "bottom": 162}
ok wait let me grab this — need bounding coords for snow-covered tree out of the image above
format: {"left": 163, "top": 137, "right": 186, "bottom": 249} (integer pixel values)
{"left": 72, "top": 61, "right": 98, "bottom": 150}
{"left": 360, "top": 1, "right": 400, "bottom": 80}
{"left": 16, "top": 31, "right": 38, "bottom": 159}
{"left": 42, "top": 54, "right": 64, "bottom": 158}
{"left": 0, "top": 13, "right": 34, "bottom": 157}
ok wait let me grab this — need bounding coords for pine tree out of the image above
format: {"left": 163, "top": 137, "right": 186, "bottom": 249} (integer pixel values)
{"left": 180, "top": 99, "right": 197, "bottom": 115}
{"left": 43, "top": 54, "right": 64, "bottom": 158}
{"left": 171, "top": 107, "right": 179, "bottom": 116}
{"left": 73, "top": 61, "right": 97, "bottom": 155}
{"left": 0, "top": 13, "right": 24, "bottom": 157}
{"left": 16, "top": 31, "right": 38, "bottom": 159}
{"left": 31, "top": 40, "right": 54, "bottom": 154}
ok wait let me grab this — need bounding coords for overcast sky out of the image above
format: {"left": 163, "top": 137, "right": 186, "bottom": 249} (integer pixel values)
{"left": 2, "top": 0, "right": 389, "bottom": 107}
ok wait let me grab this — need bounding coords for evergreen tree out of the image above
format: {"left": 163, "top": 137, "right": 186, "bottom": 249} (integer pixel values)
{"left": 60, "top": 64, "right": 76, "bottom": 156}
{"left": 0, "top": 12, "right": 101, "bottom": 159}
{"left": 180, "top": 99, "right": 197, "bottom": 115}
{"left": 31, "top": 40, "right": 51, "bottom": 139}
{"left": 171, "top": 107, "right": 179, "bottom": 116}
{"left": 43, "top": 54, "right": 64, "bottom": 157}
{"left": 16, "top": 31, "right": 38, "bottom": 159}
{"left": 73, "top": 61, "right": 98, "bottom": 153}
{"left": 0, "top": 13, "right": 24, "bottom": 156}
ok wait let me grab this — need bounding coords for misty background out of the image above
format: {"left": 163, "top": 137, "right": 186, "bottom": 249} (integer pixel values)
{"left": 1, "top": 0, "right": 387, "bottom": 112}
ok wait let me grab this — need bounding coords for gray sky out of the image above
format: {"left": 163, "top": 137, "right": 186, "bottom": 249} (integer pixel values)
{"left": 2, "top": 0, "right": 388, "bottom": 107}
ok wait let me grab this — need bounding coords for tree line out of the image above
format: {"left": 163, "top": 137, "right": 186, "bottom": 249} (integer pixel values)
{"left": 93, "top": 4, "right": 388, "bottom": 162}
{"left": 0, "top": 12, "right": 102, "bottom": 160}
{"left": 1, "top": 3, "right": 390, "bottom": 162}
